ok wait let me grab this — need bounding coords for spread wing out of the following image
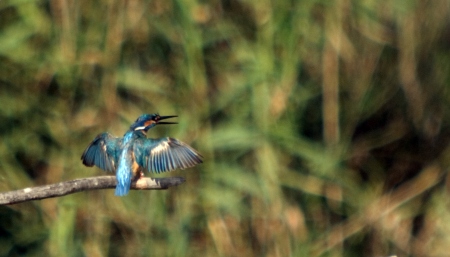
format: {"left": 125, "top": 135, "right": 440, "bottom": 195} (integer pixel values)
{"left": 81, "top": 132, "right": 122, "bottom": 172}
{"left": 133, "top": 137, "right": 203, "bottom": 174}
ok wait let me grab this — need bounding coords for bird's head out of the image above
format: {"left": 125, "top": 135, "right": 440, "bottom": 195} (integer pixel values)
{"left": 130, "top": 114, "right": 177, "bottom": 132}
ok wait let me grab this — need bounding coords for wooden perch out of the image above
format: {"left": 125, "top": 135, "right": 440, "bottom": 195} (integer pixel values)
{"left": 0, "top": 176, "right": 185, "bottom": 205}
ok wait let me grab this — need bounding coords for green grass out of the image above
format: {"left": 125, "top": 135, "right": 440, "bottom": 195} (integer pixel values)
{"left": 1, "top": 0, "right": 450, "bottom": 256}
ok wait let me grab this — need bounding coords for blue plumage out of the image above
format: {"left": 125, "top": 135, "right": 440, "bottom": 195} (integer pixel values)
{"left": 133, "top": 137, "right": 203, "bottom": 173}
{"left": 81, "top": 114, "right": 203, "bottom": 196}
{"left": 81, "top": 133, "right": 121, "bottom": 172}
{"left": 114, "top": 132, "right": 135, "bottom": 196}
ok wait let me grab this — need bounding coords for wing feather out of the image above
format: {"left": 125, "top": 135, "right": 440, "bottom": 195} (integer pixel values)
{"left": 134, "top": 137, "right": 202, "bottom": 174}
{"left": 81, "top": 132, "right": 121, "bottom": 172}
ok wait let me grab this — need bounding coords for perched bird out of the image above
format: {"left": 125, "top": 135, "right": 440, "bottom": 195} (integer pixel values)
{"left": 81, "top": 114, "right": 203, "bottom": 196}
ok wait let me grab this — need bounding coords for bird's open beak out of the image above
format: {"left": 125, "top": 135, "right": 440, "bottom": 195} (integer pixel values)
{"left": 157, "top": 115, "right": 178, "bottom": 125}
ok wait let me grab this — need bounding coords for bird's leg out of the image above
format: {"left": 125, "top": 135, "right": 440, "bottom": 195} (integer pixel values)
{"left": 132, "top": 169, "right": 144, "bottom": 182}
{"left": 136, "top": 166, "right": 145, "bottom": 179}
{"left": 133, "top": 170, "right": 147, "bottom": 185}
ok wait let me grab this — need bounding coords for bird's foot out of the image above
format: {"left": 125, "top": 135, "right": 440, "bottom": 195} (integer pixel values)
{"left": 132, "top": 170, "right": 145, "bottom": 182}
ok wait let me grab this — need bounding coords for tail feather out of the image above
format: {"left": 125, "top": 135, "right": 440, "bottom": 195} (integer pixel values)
{"left": 115, "top": 182, "right": 130, "bottom": 196}
{"left": 115, "top": 163, "right": 132, "bottom": 196}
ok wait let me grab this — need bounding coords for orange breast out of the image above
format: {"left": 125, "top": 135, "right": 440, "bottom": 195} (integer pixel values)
{"left": 130, "top": 152, "right": 142, "bottom": 179}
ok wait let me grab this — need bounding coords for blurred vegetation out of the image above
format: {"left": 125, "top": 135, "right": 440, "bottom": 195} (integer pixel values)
{"left": 0, "top": 0, "right": 450, "bottom": 256}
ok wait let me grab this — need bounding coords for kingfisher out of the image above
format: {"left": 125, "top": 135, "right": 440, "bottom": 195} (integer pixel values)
{"left": 81, "top": 114, "right": 203, "bottom": 196}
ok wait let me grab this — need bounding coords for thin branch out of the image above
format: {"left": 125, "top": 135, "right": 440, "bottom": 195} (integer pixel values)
{"left": 0, "top": 176, "right": 186, "bottom": 205}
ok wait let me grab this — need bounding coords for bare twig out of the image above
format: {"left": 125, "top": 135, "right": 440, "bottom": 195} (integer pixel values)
{"left": 0, "top": 176, "right": 186, "bottom": 205}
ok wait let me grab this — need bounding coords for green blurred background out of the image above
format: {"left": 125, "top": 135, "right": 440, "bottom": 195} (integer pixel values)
{"left": 1, "top": 0, "right": 450, "bottom": 256}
